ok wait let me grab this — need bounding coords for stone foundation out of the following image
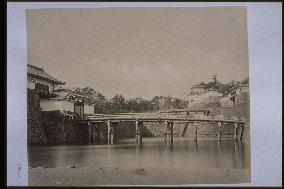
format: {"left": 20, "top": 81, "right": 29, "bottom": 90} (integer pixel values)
{"left": 27, "top": 90, "right": 89, "bottom": 144}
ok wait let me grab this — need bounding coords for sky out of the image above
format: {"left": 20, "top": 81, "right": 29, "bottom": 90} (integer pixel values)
{"left": 27, "top": 7, "right": 249, "bottom": 100}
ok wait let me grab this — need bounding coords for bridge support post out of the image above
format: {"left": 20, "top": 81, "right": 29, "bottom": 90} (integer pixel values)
{"left": 164, "top": 120, "right": 168, "bottom": 142}
{"left": 114, "top": 122, "right": 118, "bottom": 144}
{"left": 193, "top": 122, "right": 198, "bottom": 141}
{"left": 165, "top": 121, "right": 173, "bottom": 145}
{"left": 181, "top": 123, "right": 189, "bottom": 137}
{"left": 233, "top": 123, "right": 238, "bottom": 141}
{"left": 169, "top": 122, "right": 174, "bottom": 145}
{"left": 218, "top": 122, "right": 222, "bottom": 141}
{"left": 92, "top": 123, "right": 96, "bottom": 142}
{"left": 135, "top": 120, "right": 142, "bottom": 145}
{"left": 107, "top": 120, "right": 114, "bottom": 144}
{"left": 239, "top": 124, "right": 244, "bottom": 141}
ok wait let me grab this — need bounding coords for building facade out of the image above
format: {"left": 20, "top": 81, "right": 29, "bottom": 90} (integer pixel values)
{"left": 27, "top": 64, "right": 95, "bottom": 117}
{"left": 27, "top": 64, "right": 66, "bottom": 97}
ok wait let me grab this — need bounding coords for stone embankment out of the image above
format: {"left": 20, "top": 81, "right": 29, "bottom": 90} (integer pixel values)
{"left": 28, "top": 90, "right": 89, "bottom": 144}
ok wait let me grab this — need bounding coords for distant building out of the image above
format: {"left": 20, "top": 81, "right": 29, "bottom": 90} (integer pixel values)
{"left": 40, "top": 88, "right": 96, "bottom": 117}
{"left": 221, "top": 78, "right": 249, "bottom": 107}
{"left": 189, "top": 82, "right": 207, "bottom": 95}
{"left": 27, "top": 64, "right": 65, "bottom": 98}
{"left": 187, "top": 80, "right": 223, "bottom": 106}
{"left": 27, "top": 64, "right": 95, "bottom": 117}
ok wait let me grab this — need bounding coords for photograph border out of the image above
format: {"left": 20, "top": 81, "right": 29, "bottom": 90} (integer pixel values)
{"left": 6, "top": 2, "right": 282, "bottom": 187}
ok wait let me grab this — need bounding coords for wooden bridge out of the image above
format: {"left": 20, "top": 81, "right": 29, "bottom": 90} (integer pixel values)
{"left": 74, "top": 111, "right": 247, "bottom": 145}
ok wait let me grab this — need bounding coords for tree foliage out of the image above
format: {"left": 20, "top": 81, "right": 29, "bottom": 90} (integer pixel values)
{"left": 76, "top": 87, "right": 188, "bottom": 114}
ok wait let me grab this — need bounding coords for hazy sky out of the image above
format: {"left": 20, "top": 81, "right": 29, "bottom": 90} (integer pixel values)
{"left": 27, "top": 7, "right": 249, "bottom": 100}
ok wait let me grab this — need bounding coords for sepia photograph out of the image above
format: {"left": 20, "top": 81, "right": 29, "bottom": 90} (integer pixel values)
{"left": 25, "top": 7, "right": 252, "bottom": 186}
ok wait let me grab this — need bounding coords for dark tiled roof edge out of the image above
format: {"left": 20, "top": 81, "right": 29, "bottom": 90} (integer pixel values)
{"left": 27, "top": 64, "right": 66, "bottom": 85}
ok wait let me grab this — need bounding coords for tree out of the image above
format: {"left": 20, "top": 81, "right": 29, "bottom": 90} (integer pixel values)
{"left": 110, "top": 94, "right": 127, "bottom": 113}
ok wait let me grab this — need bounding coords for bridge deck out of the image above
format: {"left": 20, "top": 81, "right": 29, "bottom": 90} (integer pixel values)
{"left": 77, "top": 113, "right": 246, "bottom": 125}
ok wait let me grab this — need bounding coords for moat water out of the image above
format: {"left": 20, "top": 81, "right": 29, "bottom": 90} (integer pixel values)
{"left": 28, "top": 137, "right": 250, "bottom": 170}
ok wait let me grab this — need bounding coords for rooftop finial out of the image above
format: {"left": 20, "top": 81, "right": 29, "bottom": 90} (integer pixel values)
{"left": 212, "top": 74, "right": 217, "bottom": 83}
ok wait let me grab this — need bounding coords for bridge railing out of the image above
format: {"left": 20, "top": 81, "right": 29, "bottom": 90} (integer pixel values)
{"left": 85, "top": 112, "right": 246, "bottom": 123}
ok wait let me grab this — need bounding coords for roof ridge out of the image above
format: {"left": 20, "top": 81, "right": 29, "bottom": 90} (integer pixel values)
{"left": 27, "top": 64, "right": 44, "bottom": 71}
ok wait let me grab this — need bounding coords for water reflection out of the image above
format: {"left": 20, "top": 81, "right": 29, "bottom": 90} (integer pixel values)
{"left": 28, "top": 138, "right": 250, "bottom": 170}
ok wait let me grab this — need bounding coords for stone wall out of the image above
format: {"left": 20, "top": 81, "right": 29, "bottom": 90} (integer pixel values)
{"left": 27, "top": 89, "right": 47, "bottom": 144}
{"left": 41, "top": 111, "right": 89, "bottom": 144}
{"left": 27, "top": 89, "right": 89, "bottom": 144}
{"left": 142, "top": 122, "right": 236, "bottom": 138}
{"left": 221, "top": 101, "right": 249, "bottom": 120}
{"left": 221, "top": 101, "right": 250, "bottom": 145}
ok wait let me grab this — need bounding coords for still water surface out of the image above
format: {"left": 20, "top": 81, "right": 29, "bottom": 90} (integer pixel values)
{"left": 28, "top": 138, "right": 250, "bottom": 170}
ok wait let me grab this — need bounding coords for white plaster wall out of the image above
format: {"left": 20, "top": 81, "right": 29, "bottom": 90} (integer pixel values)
{"left": 84, "top": 104, "right": 94, "bottom": 114}
{"left": 40, "top": 100, "right": 61, "bottom": 111}
{"left": 27, "top": 79, "right": 35, "bottom": 89}
{"left": 62, "top": 100, "right": 74, "bottom": 112}
{"left": 40, "top": 100, "right": 74, "bottom": 112}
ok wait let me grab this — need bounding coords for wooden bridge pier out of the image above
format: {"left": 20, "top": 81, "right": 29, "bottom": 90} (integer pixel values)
{"left": 83, "top": 112, "right": 247, "bottom": 144}
{"left": 135, "top": 120, "right": 143, "bottom": 145}
{"left": 164, "top": 121, "right": 174, "bottom": 145}
{"left": 181, "top": 123, "right": 189, "bottom": 137}
{"left": 239, "top": 124, "right": 244, "bottom": 141}
{"left": 234, "top": 123, "right": 245, "bottom": 142}
{"left": 218, "top": 122, "right": 222, "bottom": 141}
{"left": 181, "top": 112, "right": 190, "bottom": 137}
{"left": 233, "top": 123, "right": 238, "bottom": 141}
{"left": 107, "top": 120, "right": 118, "bottom": 144}
{"left": 193, "top": 122, "right": 198, "bottom": 141}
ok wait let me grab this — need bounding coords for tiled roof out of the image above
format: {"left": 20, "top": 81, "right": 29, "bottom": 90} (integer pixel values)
{"left": 27, "top": 64, "right": 65, "bottom": 85}
{"left": 241, "top": 78, "right": 249, "bottom": 86}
